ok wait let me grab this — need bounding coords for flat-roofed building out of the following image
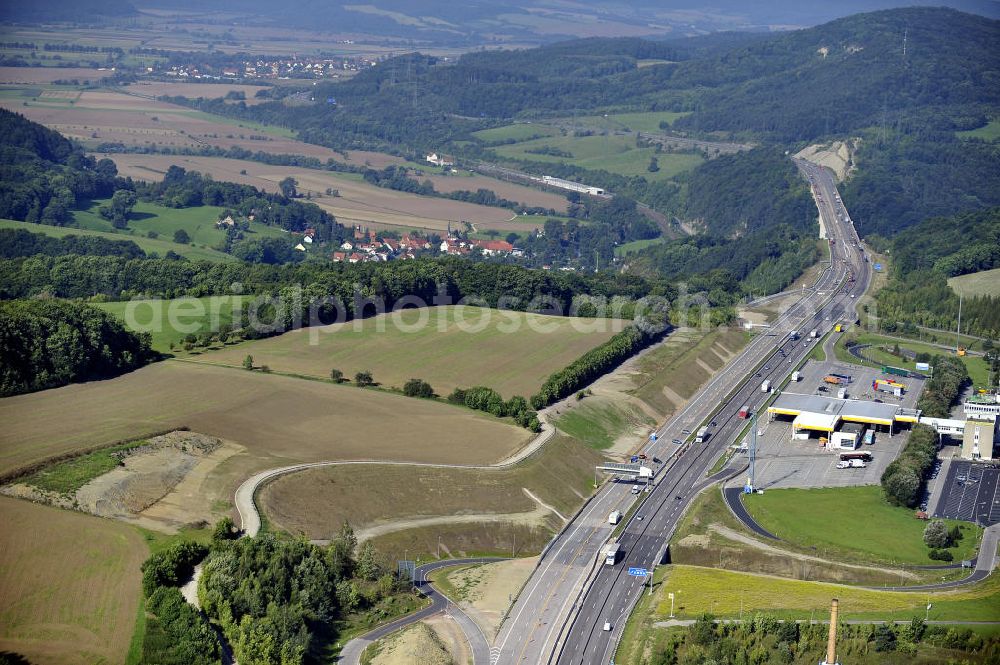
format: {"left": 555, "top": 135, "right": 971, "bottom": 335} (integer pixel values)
{"left": 768, "top": 392, "right": 917, "bottom": 436}
{"left": 962, "top": 418, "right": 996, "bottom": 461}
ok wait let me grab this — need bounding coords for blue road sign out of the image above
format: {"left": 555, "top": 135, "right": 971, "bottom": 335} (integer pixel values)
{"left": 627, "top": 567, "right": 649, "bottom": 577}
{"left": 630, "top": 455, "right": 638, "bottom": 463}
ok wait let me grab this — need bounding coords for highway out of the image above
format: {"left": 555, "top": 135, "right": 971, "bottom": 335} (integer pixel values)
{"left": 494, "top": 157, "right": 870, "bottom": 665}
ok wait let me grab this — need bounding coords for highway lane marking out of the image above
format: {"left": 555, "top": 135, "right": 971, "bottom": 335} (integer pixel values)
{"left": 499, "top": 484, "right": 624, "bottom": 662}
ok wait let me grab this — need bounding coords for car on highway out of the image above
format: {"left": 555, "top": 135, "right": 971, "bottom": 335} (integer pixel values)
{"left": 672, "top": 439, "right": 682, "bottom": 445}
{"left": 682, "top": 428, "right": 691, "bottom": 434}
{"left": 636, "top": 515, "right": 644, "bottom": 521}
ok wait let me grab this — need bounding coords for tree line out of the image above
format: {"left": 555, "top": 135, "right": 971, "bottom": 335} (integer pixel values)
{"left": 881, "top": 424, "right": 938, "bottom": 509}
{"left": 531, "top": 325, "right": 661, "bottom": 408}
{"left": 0, "top": 254, "right": 678, "bottom": 313}
{"left": 0, "top": 228, "right": 146, "bottom": 259}
{"left": 648, "top": 611, "right": 998, "bottom": 665}
{"left": 0, "top": 299, "right": 153, "bottom": 397}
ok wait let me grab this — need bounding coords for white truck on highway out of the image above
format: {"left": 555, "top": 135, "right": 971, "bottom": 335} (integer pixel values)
{"left": 695, "top": 426, "right": 709, "bottom": 443}
{"left": 608, "top": 510, "right": 622, "bottom": 525}
{"left": 761, "top": 379, "right": 771, "bottom": 393}
{"left": 809, "top": 329, "right": 819, "bottom": 339}
{"left": 604, "top": 542, "right": 620, "bottom": 566}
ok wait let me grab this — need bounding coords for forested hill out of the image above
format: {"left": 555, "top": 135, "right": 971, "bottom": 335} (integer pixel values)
{"left": 874, "top": 207, "right": 1000, "bottom": 339}
{"left": 670, "top": 7, "right": 1000, "bottom": 141}
{"left": 225, "top": 7, "right": 1000, "bottom": 151}
{"left": 0, "top": 109, "right": 119, "bottom": 225}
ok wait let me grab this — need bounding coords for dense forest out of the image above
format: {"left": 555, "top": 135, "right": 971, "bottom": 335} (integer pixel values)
{"left": 874, "top": 208, "right": 1000, "bottom": 339}
{"left": 0, "top": 299, "right": 153, "bottom": 396}
{"left": 138, "top": 520, "right": 418, "bottom": 665}
{"left": 0, "top": 109, "right": 120, "bottom": 225}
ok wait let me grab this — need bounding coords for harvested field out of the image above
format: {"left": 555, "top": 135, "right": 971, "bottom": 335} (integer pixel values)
{"left": 124, "top": 81, "right": 272, "bottom": 104}
{"left": 101, "top": 153, "right": 532, "bottom": 232}
{"left": 194, "top": 306, "right": 622, "bottom": 397}
{"left": 414, "top": 173, "right": 570, "bottom": 212}
{"left": 0, "top": 66, "right": 111, "bottom": 84}
{"left": 0, "top": 361, "right": 531, "bottom": 480}
{"left": 0, "top": 496, "right": 146, "bottom": 665}
{"left": 259, "top": 435, "right": 601, "bottom": 541}
{"left": 0, "top": 88, "right": 363, "bottom": 161}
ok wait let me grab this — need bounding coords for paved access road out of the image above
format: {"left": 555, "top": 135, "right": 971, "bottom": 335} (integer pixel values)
{"left": 337, "top": 557, "right": 504, "bottom": 665}
{"left": 492, "top": 159, "right": 869, "bottom": 665}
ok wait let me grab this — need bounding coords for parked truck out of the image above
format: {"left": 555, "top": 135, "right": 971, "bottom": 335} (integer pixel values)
{"left": 837, "top": 387, "right": 847, "bottom": 399}
{"left": 608, "top": 510, "right": 622, "bottom": 525}
{"left": 791, "top": 371, "right": 800, "bottom": 382}
{"left": 823, "top": 376, "right": 842, "bottom": 385}
{"left": 761, "top": 379, "right": 771, "bottom": 393}
{"left": 604, "top": 542, "right": 620, "bottom": 566}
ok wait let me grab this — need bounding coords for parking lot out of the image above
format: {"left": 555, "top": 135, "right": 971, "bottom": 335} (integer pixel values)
{"left": 933, "top": 460, "right": 1000, "bottom": 526}
{"left": 736, "top": 358, "right": 922, "bottom": 490}
{"left": 792, "top": 358, "right": 926, "bottom": 411}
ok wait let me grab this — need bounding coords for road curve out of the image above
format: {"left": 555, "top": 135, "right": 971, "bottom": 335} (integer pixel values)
{"left": 337, "top": 557, "right": 505, "bottom": 665}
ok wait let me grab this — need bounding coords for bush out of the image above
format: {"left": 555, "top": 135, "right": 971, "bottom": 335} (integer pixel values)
{"left": 403, "top": 378, "right": 434, "bottom": 398}
{"left": 923, "top": 520, "right": 951, "bottom": 549}
{"left": 355, "top": 370, "right": 374, "bottom": 387}
{"left": 173, "top": 229, "right": 191, "bottom": 244}
{"left": 330, "top": 368, "right": 344, "bottom": 383}
{"left": 873, "top": 624, "right": 898, "bottom": 652}
{"left": 928, "top": 548, "right": 954, "bottom": 562}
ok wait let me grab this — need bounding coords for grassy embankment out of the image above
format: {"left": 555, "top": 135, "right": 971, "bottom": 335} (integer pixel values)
{"left": 743, "top": 486, "right": 982, "bottom": 566}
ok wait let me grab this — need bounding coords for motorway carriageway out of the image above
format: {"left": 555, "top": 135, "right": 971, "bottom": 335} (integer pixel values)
{"left": 550, "top": 158, "right": 871, "bottom": 665}
{"left": 494, "top": 158, "right": 865, "bottom": 665}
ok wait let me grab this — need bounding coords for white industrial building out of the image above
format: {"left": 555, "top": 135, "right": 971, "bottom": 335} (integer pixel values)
{"left": 537, "top": 175, "right": 605, "bottom": 196}
{"left": 963, "top": 393, "right": 1000, "bottom": 421}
